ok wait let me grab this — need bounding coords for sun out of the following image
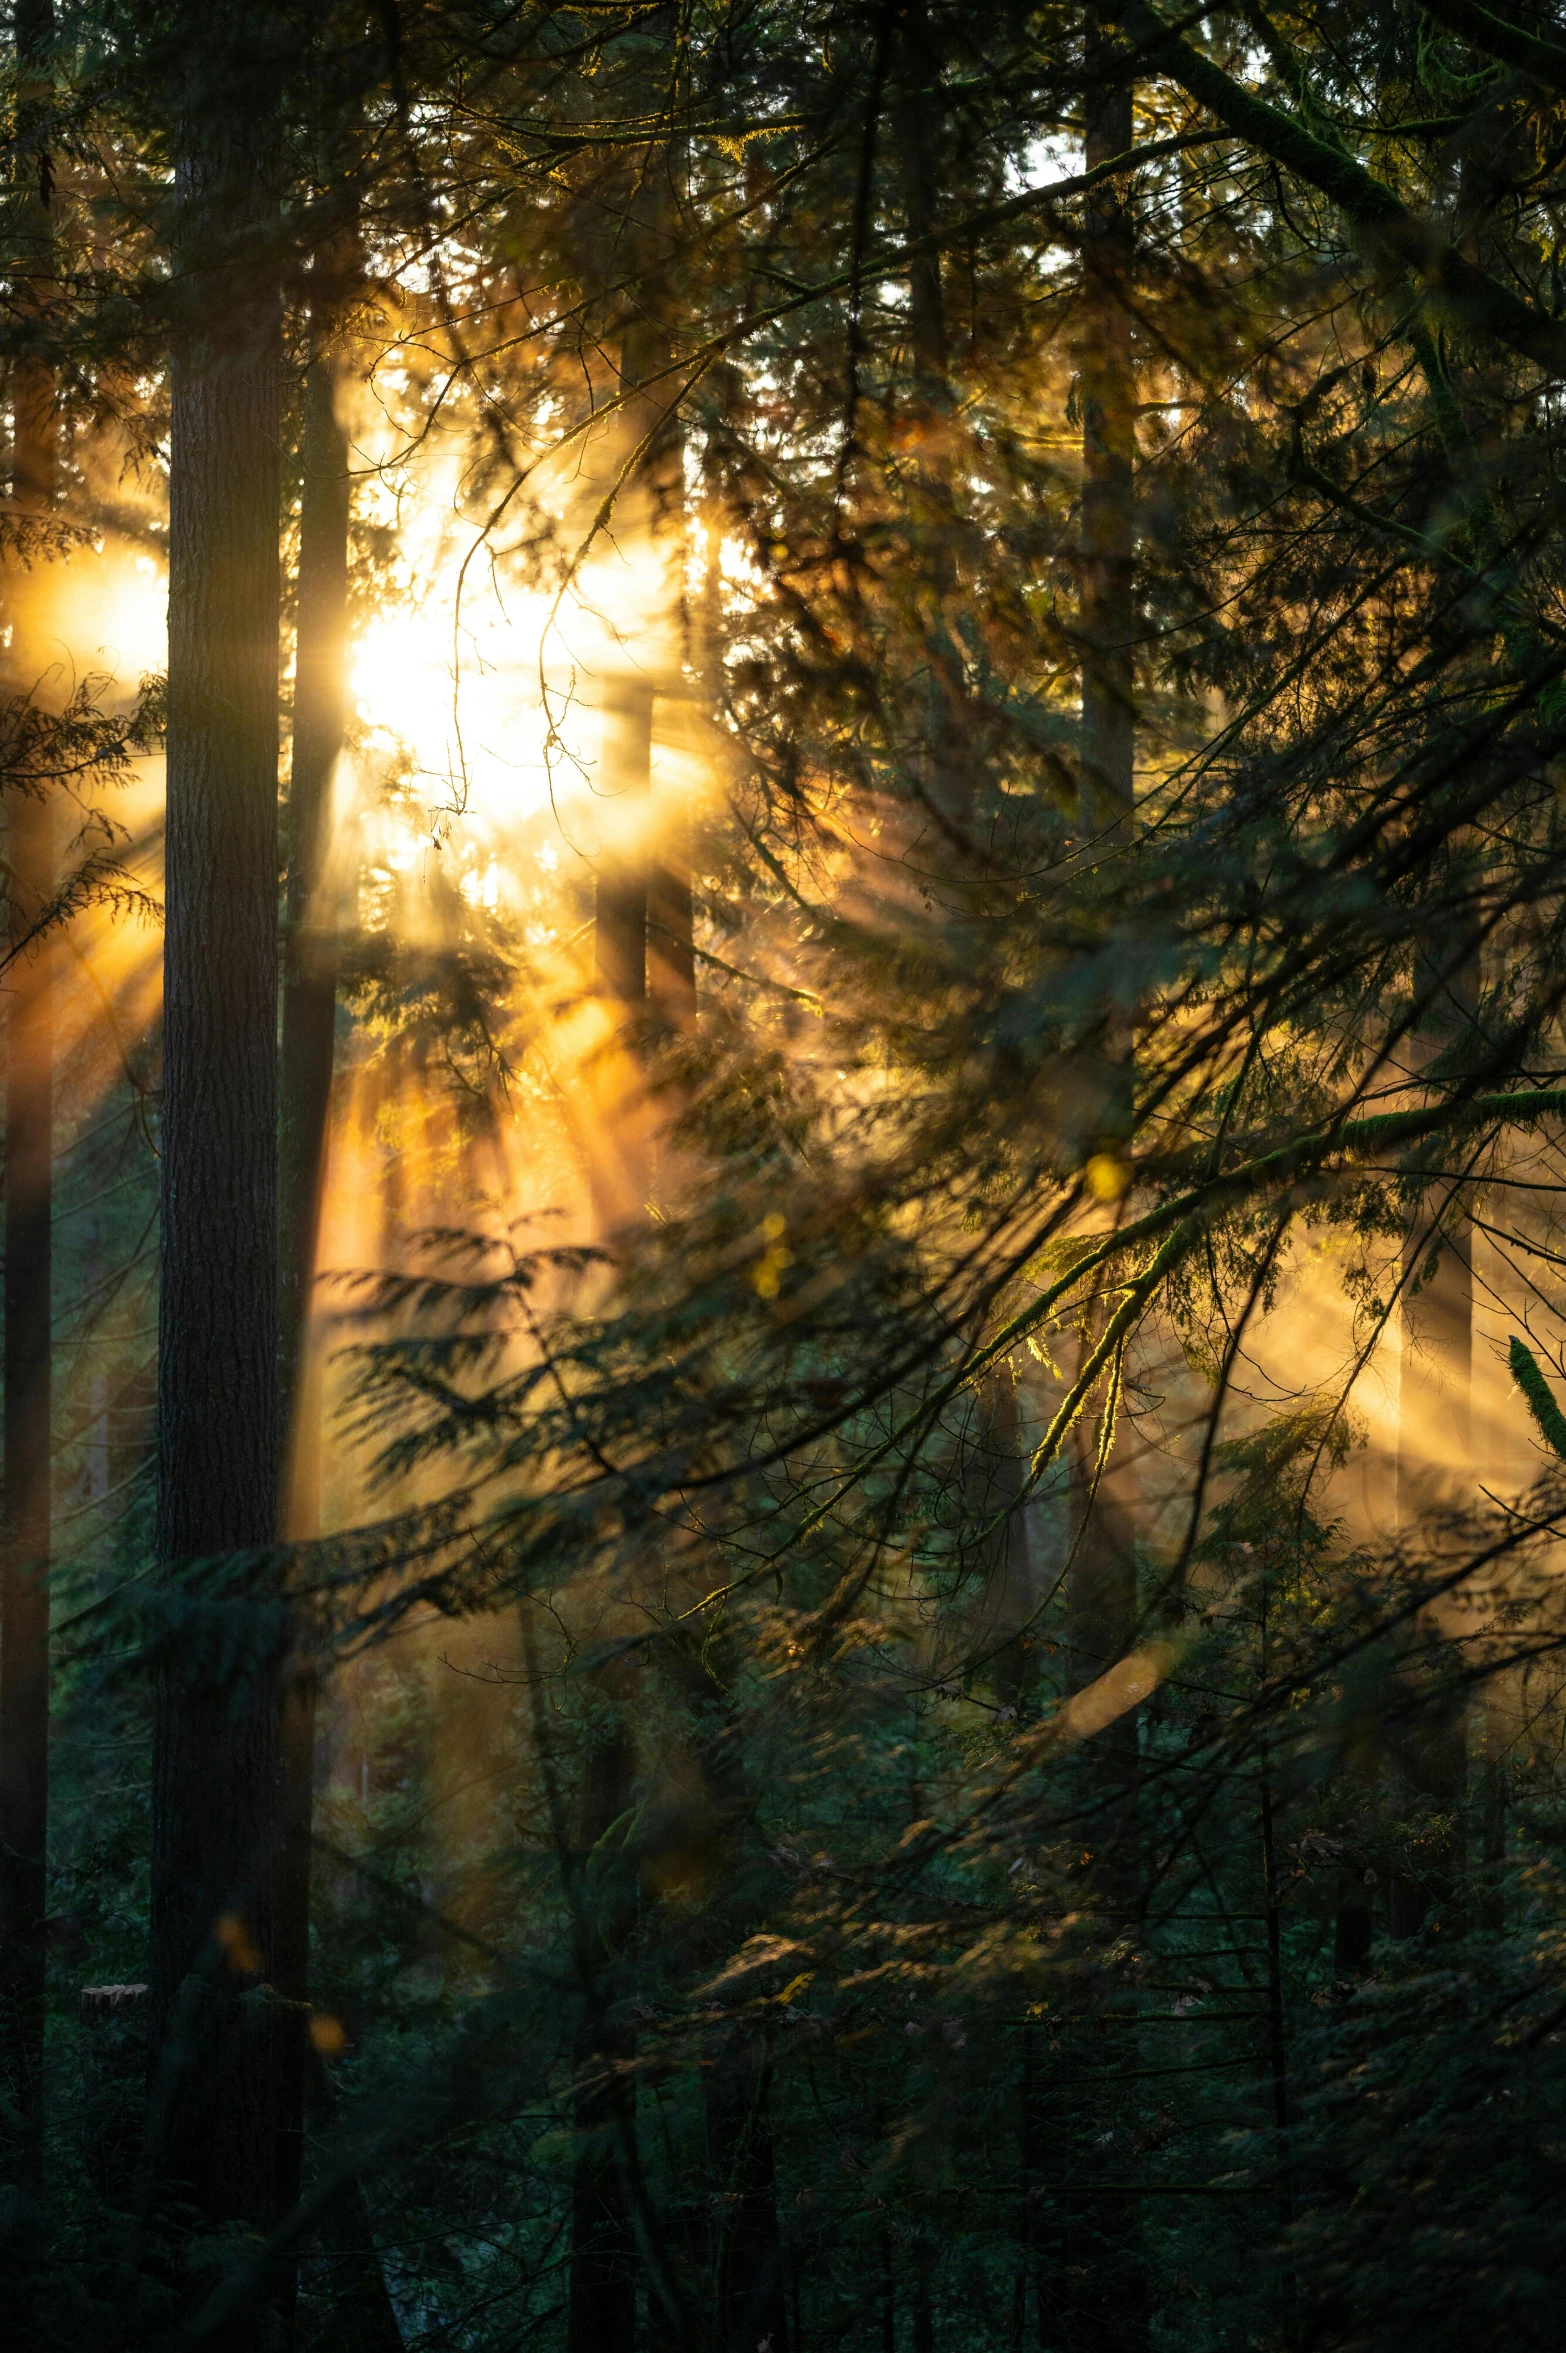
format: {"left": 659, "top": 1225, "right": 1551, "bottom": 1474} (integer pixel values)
{"left": 350, "top": 607, "right": 458, "bottom": 768}
{"left": 348, "top": 584, "right": 576, "bottom": 840}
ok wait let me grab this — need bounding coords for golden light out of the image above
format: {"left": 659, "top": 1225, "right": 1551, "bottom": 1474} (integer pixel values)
{"left": 38, "top": 535, "right": 168, "bottom": 686}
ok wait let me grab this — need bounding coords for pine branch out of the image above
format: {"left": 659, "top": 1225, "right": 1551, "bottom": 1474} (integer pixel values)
{"left": 1118, "top": 0, "right": 1566, "bottom": 373}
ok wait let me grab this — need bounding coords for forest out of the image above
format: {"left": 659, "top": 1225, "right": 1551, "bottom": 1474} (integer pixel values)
{"left": 4, "top": 0, "right": 1566, "bottom": 2344}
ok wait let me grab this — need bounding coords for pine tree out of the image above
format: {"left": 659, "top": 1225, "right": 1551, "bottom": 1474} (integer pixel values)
{"left": 147, "top": 3, "right": 288, "bottom": 2258}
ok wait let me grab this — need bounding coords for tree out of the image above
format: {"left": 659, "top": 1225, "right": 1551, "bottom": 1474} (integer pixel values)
{"left": 146, "top": 1, "right": 287, "bottom": 2257}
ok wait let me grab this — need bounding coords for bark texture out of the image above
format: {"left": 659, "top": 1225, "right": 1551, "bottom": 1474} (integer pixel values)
{"left": 148, "top": 62, "right": 286, "bottom": 2245}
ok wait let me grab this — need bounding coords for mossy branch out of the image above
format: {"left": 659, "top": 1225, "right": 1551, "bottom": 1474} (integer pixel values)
{"left": 1509, "top": 1335, "right": 1566, "bottom": 1460}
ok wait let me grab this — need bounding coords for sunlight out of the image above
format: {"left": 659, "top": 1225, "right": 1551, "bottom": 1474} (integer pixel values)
{"left": 350, "top": 606, "right": 453, "bottom": 766}
{"left": 41, "top": 537, "right": 168, "bottom": 686}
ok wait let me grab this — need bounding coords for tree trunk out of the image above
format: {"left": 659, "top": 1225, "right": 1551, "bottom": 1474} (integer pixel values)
{"left": 1069, "top": 0, "right": 1140, "bottom": 1715}
{"left": 148, "top": 50, "right": 286, "bottom": 2253}
{"left": 281, "top": 330, "right": 350, "bottom": 1523}
{"left": 1479, "top": 1680, "right": 1508, "bottom": 1934}
{"left": 707, "top": 2040, "right": 790, "bottom": 2353}
{"left": 571, "top": 230, "right": 695, "bottom": 2336}
{"left": 893, "top": 14, "right": 1041, "bottom": 1739}
{"left": 1067, "top": 0, "right": 1142, "bottom": 1871}
{"left": 588, "top": 270, "right": 685, "bottom": 1227}
{"left": 969, "top": 1374, "right": 1038, "bottom": 1716}
{"left": 566, "top": 1714, "right": 640, "bottom": 2353}
{"left": 1077, "top": 10, "right": 1136, "bottom": 853}
{"left": 1055, "top": 21, "right": 1148, "bottom": 2348}
{"left": 275, "top": 286, "right": 408, "bottom": 2353}
{"left": 275, "top": 300, "right": 351, "bottom": 2251}
{"left": 1389, "top": 945, "right": 1478, "bottom": 1944}
{"left": 0, "top": 0, "right": 56, "bottom": 2227}
{"left": 893, "top": 1, "right": 966, "bottom": 836}
{"left": 575, "top": 629, "right": 649, "bottom": 2305}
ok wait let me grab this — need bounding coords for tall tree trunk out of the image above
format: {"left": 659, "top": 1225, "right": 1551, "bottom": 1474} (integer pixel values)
{"left": 148, "top": 40, "right": 286, "bottom": 2256}
{"left": 1056, "top": 19, "right": 1148, "bottom": 2348}
{"left": 912, "top": 2227, "right": 935, "bottom": 2353}
{"left": 1077, "top": 11, "right": 1136, "bottom": 855}
{"left": 280, "top": 328, "right": 350, "bottom": 1533}
{"left": 569, "top": 280, "right": 678, "bottom": 2349}
{"left": 1329, "top": 954, "right": 1480, "bottom": 1964}
{"left": 893, "top": 0, "right": 966, "bottom": 838}
{"left": 588, "top": 272, "right": 686, "bottom": 1226}
{"left": 1382, "top": 941, "right": 1467, "bottom": 1948}
{"left": 572, "top": 161, "right": 697, "bottom": 2321}
{"left": 566, "top": 1712, "right": 640, "bottom": 2353}
{"left": 276, "top": 285, "right": 408, "bottom": 2353}
{"left": 1068, "top": 0, "right": 1141, "bottom": 1876}
{"left": 706, "top": 2042, "right": 788, "bottom": 2353}
{"left": 275, "top": 306, "right": 351, "bottom": 2254}
{"left": 0, "top": 0, "right": 56, "bottom": 2229}
{"left": 1479, "top": 1681, "right": 1508, "bottom": 1934}
{"left": 1389, "top": 945, "right": 1478, "bottom": 1943}
{"left": 970, "top": 1373, "right": 1038, "bottom": 1716}
{"left": 1390, "top": 1191, "right": 1472, "bottom": 1942}
{"left": 683, "top": 1667, "right": 787, "bottom": 2353}
{"left": 894, "top": 13, "right": 1040, "bottom": 1736}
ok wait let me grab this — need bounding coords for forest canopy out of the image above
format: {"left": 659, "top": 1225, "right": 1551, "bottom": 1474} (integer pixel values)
{"left": 3, "top": 0, "right": 1566, "bottom": 2347}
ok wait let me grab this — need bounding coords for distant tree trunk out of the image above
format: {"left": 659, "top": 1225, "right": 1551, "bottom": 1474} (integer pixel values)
{"left": 1395, "top": 1192, "right": 1473, "bottom": 1534}
{"left": 0, "top": 0, "right": 56, "bottom": 2222}
{"left": 1065, "top": 1376, "right": 1139, "bottom": 1838}
{"left": 687, "top": 1669, "right": 787, "bottom": 2352}
{"left": 280, "top": 318, "right": 350, "bottom": 1529}
{"left": 912, "top": 2228, "right": 935, "bottom": 2353}
{"left": 707, "top": 2039, "right": 789, "bottom": 2353}
{"left": 275, "top": 297, "right": 351, "bottom": 2158}
{"left": 1479, "top": 1681, "right": 1508, "bottom": 1934}
{"left": 646, "top": 809, "right": 696, "bottom": 1036}
{"left": 1057, "top": 15, "right": 1148, "bottom": 2346}
{"left": 1077, "top": 15, "right": 1136, "bottom": 856}
{"left": 1389, "top": 945, "right": 1478, "bottom": 1943}
{"left": 589, "top": 277, "right": 686, "bottom": 1227}
{"left": 274, "top": 302, "right": 352, "bottom": 2018}
{"left": 572, "top": 204, "right": 696, "bottom": 2335}
{"left": 148, "top": 41, "right": 286, "bottom": 2255}
{"left": 275, "top": 284, "right": 407, "bottom": 2353}
{"left": 575, "top": 514, "right": 652, "bottom": 2324}
{"left": 893, "top": 0, "right": 966, "bottom": 837}
{"left": 591, "top": 707, "right": 654, "bottom": 1026}
{"left": 969, "top": 1373, "right": 1038, "bottom": 1716}
{"left": 894, "top": 13, "right": 1039, "bottom": 1734}
{"left": 566, "top": 1712, "right": 640, "bottom": 2353}
{"left": 1068, "top": 0, "right": 1141, "bottom": 1870}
